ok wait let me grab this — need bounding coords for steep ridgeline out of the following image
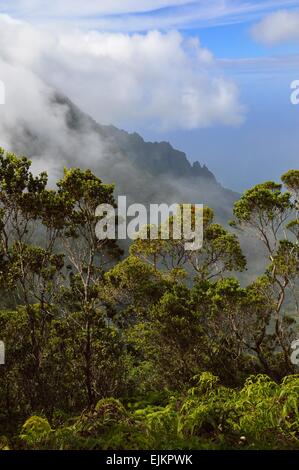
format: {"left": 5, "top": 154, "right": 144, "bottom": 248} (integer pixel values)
{"left": 6, "top": 93, "right": 239, "bottom": 223}
{"left": 100, "top": 125, "right": 216, "bottom": 181}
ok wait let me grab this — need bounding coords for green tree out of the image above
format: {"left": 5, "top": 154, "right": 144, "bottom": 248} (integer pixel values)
{"left": 56, "top": 168, "right": 123, "bottom": 405}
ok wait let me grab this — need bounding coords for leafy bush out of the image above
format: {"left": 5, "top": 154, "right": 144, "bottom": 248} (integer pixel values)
{"left": 11, "top": 373, "right": 299, "bottom": 450}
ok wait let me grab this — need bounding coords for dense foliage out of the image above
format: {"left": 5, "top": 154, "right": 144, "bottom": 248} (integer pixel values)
{"left": 0, "top": 150, "right": 298, "bottom": 450}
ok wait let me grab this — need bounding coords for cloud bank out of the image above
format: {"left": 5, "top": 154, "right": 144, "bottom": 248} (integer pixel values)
{"left": 252, "top": 9, "right": 299, "bottom": 44}
{"left": 0, "top": 15, "right": 245, "bottom": 131}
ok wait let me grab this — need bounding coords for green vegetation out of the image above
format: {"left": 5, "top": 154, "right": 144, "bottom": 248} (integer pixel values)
{"left": 0, "top": 149, "right": 298, "bottom": 450}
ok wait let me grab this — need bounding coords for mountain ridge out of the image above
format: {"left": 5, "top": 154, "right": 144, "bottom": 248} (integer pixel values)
{"left": 53, "top": 93, "right": 239, "bottom": 219}
{"left": 5, "top": 91, "right": 240, "bottom": 223}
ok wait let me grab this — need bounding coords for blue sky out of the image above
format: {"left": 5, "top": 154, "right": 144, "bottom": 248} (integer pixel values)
{"left": 0, "top": 0, "right": 299, "bottom": 191}
{"left": 150, "top": 16, "right": 299, "bottom": 190}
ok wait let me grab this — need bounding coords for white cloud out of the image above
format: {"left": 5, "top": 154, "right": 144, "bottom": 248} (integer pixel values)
{"left": 1, "top": 1, "right": 298, "bottom": 31}
{"left": 219, "top": 54, "right": 299, "bottom": 74}
{"left": 0, "top": 15, "right": 245, "bottom": 130}
{"left": 0, "top": 0, "right": 191, "bottom": 17}
{"left": 252, "top": 9, "right": 299, "bottom": 44}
